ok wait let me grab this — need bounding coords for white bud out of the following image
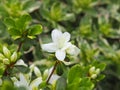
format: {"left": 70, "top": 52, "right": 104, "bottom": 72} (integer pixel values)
{"left": 30, "top": 64, "right": 35, "bottom": 72}
{"left": 89, "top": 66, "right": 95, "bottom": 74}
{"left": 0, "top": 53, "right": 5, "bottom": 60}
{"left": 3, "top": 58, "right": 10, "bottom": 65}
{"left": 11, "top": 52, "right": 17, "bottom": 62}
{"left": 91, "top": 74, "right": 97, "bottom": 79}
{"left": 43, "top": 69, "right": 49, "bottom": 80}
{"left": 3, "top": 46, "right": 11, "bottom": 58}
{"left": 34, "top": 66, "right": 41, "bottom": 77}
{"left": 95, "top": 68, "right": 100, "bottom": 75}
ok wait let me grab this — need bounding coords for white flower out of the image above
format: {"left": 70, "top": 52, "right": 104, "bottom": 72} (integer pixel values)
{"left": 13, "top": 73, "right": 42, "bottom": 90}
{"left": 42, "top": 29, "right": 80, "bottom": 61}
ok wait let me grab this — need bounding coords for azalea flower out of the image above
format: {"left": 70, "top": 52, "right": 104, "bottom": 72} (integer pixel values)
{"left": 13, "top": 61, "right": 42, "bottom": 90}
{"left": 42, "top": 29, "right": 80, "bottom": 61}
{"left": 12, "top": 73, "right": 42, "bottom": 90}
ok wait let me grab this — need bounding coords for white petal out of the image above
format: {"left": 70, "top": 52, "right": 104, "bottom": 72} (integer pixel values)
{"left": 49, "top": 75, "right": 60, "bottom": 84}
{"left": 66, "top": 45, "right": 80, "bottom": 56}
{"left": 30, "top": 77, "right": 42, "bottom": 89}
{"left": 41, "top": 43, "right": 58, "bottom": 52}
{"left": 55, "top": 50, "right": 66, "bottom": 61}
{"left": 62, "top": 42, "right": 72, "bottom": 51}
{"left": 34, "top": 66, "right": 41, "bottom": 77}
{"left": 15, "top": 59, "right": 28, "bottom": 67}
{"left": 51, "top": 29, "right": 62, "bottom": 42}
{"left": 19, "top": 73, "right": 29, "bottom": 86}
{"left": 62, "top": 32, "right": 71, "bottom": 42}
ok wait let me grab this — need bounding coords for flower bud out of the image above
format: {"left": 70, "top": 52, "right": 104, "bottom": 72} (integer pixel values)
{"left": 34, "top": 66, "right": 41, "bottom": 77}
{"left": 0, "top": 53, "right": 5, "bottom": 61}
{"left": 95, "top": 68, "right": 100, "bottom": 75}
{"left": 43, "top": 69, "right": 49, "bottom": 80}
{"left": 3, "top": 46, "right": 11, "bottom": 58}
{"left": 91, "top": 74, "right": 97, "bottom": 79}
{"left": 89, "top": 66, "right": 95, "bottom": 74}
{"left": 11, "top": 52, "right": 17, "bottom": 62}
{"left": 30, "top": 64, "right": 35, "bottom": 71}
{"left": 3, "top": 58, "right": 10, "bottom": 65}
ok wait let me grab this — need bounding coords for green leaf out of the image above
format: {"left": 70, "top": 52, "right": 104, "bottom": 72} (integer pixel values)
{"left": 23, "top": 0, "right": 41, "bottom": 13}
{"left": 97, "top": 63, "right": 106, "bottom": 71}
{"left": 27, "top": 35, "right": 36, "bottom": 39}
{"left": 8, "top": 28, "right": 21, "bottom": 36}
{"left": 56, "top": 77, "right": 67, "bottom": 90}
{"left": 4, "top": 18, "right": 15, "bottom": 28}
{"left": 68, "top": 65, "right": 84, "bottom": 84}
{"left": 79, "top": 78, "right": 94, "bottom": 90}
{"left": 56, "top": 63, "right": 64, "bottom": 76}
{"left": 67, "top": 78, "right": 94, "bottom": 90}
{"left": 15, "top": 65, "right": 30, "bottom": 74}
{"left": 15, "top": 14, "right": 32, "bottom": 31}
{"left": 0, "top": 80, "right": 17, "bottom": 90}
{"left": 0, "top": 4, "right": 9, "bottom": 18}
{"left": 97, "top": 74, "right": 105, "bottom": 81}
{"left": 50, "top": 2, "right": 63, "bottom": 21}
{"left": 28, "top": 25, "right": 42, "bottom": 36}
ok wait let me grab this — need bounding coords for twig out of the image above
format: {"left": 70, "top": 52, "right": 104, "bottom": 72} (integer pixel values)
{"left": 46, "top": 61, "right": 59, "bottom": 84}
{"left": 17, "top": 41, "right": 23, "bottom": 52}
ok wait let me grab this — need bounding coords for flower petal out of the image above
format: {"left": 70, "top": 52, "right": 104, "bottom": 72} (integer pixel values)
{"left": 49, "top": 75, "right": 60, "bottom": 84}
{"left": 41, "top": 43, "right": 58, "bottom": 52}
{"left": 66, "top": 44, "right": 80, "bottom": 56}
{"left": 55, "top": 50, "right": 66, "bottom": 61}
{"left": 30, "top": 77, "right": 42, "bottom": 89}
{"left": 15, "top": 59, "right": 28, "bottom": 67}
{"left": 62, "top": 32, "right": 71, "bottom": 42}
{"left": 51, "top": 29, "right": 62, "bottom": 42}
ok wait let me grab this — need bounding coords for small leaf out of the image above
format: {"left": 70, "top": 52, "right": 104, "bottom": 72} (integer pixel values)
{"left": 68, "top": 65, "right": 84, "bottom": 84}
{"left": 15, "top": 14, "right": 32, "bottom": 31}
{"left": 28, "top": 25, "right": 42, "bottom": 35}
{"left": 56, "top": 63, "right": 64, "bottom": 76}
{"left": 8, "top": 28, "right": 21, "bottom": 36}
{"left": 56, "top": 77, "right": 67, "bottom": 90}
{"left": 27, "top": 35, "right": 36, "bottom": 39}
{"left": 4, "top": 18, "right": 15, "bottom": 28}
{"left": 23, "top": 1, "right": 41, "bottom": 13}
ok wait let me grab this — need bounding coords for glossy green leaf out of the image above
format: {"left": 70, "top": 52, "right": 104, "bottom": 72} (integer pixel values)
{"left": 15, "top": 14, "right": 32, "bottom": 31}
{"left": 68, "top": 65, "right": 83, "bottom": 84}
{"left": 28, "top": 25, "right": 42, "bottom": 36}
{"left": 8, "top": 28, "right": 21, "bottom": 36}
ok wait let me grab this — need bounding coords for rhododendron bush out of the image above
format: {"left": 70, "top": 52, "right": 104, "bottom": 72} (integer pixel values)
{"left": 0, "top": 0, "right": 120, "bottom": 90}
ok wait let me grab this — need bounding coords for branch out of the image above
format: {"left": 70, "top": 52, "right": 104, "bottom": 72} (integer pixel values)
{"left": 46, "top": 61, "right": 59, "bottom": 84}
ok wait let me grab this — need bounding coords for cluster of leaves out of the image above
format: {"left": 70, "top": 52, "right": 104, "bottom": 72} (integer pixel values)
{"left": 0, "top": 0, "right": 120, "bottom": 90}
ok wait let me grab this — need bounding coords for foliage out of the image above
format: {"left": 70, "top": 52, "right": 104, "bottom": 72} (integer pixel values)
{"left": 0, "top": 0, "right": 120, "bottom": 90}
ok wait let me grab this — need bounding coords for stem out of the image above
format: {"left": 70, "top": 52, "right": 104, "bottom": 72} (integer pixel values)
{"left": 4, "top": 41, "right": 23, "bottom": 76}
{"left": 46, "top": 61, "right": 59, "bottom": 84}
{"left": 17, "top": 41, "right": 23, "bottom": 52}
